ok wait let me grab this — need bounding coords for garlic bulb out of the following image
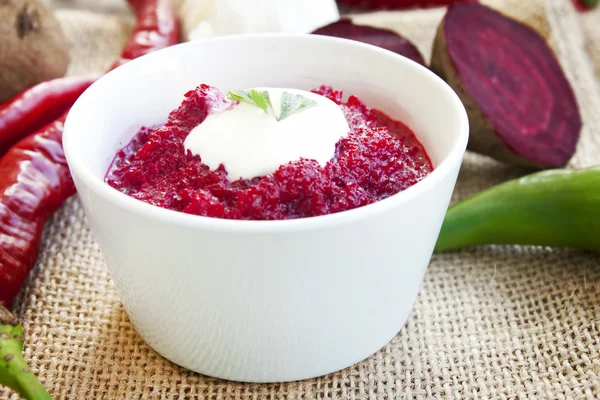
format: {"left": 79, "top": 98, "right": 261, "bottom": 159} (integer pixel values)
{"left": 175, "top": 0, "right": 340, "bottom": 41}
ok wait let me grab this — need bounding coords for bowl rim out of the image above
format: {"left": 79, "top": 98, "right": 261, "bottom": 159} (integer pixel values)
{"left": 63, "top": 33, "right": 469, "bottom": 233}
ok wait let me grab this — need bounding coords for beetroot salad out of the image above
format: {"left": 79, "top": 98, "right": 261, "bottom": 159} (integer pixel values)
{"left": 105, "top": 84, "right": 432, "bottom": 220}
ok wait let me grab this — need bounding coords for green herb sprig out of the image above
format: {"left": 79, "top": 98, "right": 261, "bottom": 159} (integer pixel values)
{"left": 278, "top": 92, "right": 318, "bottom": 121}
{"left": 227, "top": 89, "right": 317, "bottom": 121}
{"left": 228, "top": 89, "right": 273, "bottom": 114}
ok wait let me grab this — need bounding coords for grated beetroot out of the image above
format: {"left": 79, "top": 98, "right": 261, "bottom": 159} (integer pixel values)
{"left": 105, "top": 84, "right": 432, "bottom": 220}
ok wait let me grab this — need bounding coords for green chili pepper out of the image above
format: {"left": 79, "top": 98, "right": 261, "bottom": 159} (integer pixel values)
{"left": 435, "top": 166, "right": 600, "bottom": 252}
{"left": 0, "top": 305, "right": 52, "bottom": 400}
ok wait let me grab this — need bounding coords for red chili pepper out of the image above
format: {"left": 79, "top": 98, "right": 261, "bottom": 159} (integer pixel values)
{"left": 111, "top": 0, "right": 179, "bottom": 69}
{"left": 0, "top": 74, "right": 99, "bottom": 156}
{"left": 337, "top": 0, "right": 476, "bottom": 9}
{"left": 0, "top": 113, "right": 73, "bottom": 305}
{"left": 0, "top": 0, "right": 179, "bottom": 306}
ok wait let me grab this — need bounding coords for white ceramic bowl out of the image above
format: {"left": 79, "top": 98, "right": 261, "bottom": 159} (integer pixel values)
{"left": 63, "top": 34, "right": 468, "bottom": 383}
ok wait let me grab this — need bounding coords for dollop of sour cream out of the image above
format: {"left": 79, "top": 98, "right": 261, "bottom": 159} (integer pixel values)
{"left": 184, "top": 88, "right": 350, "bottom": 181}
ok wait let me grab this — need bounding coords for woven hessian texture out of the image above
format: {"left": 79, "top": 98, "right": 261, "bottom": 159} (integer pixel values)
{"left": 581, "top": 6, "right": 600, "bottom": 80}
{"left": 2, "top": 0, "right": 600, "bottom": 398}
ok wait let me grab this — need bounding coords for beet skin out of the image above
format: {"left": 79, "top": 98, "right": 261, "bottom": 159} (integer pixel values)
{"left": 431, "top": 2, "right": 582, "bottom": 168}
{"left": 313, "top": 19, "right": 425, "bottom": 66}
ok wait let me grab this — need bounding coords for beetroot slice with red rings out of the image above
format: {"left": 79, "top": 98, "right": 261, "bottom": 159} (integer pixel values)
{"left": 431, "top": 3, "right": 582, "bottom": 168}
{"left": 336, "top": 0, "right": 477, "bottom": 10}
{"left": 312, "top": 19, "right": 425, "bottom": 66}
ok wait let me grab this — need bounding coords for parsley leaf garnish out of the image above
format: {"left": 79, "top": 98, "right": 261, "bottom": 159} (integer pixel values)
{"left": 228, "top": 89, "right": 318, "bottom": 121}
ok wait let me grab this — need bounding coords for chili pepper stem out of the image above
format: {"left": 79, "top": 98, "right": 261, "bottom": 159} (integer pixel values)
{"left": 582, "top": 0, "right": 599, "bottom": 9}
{"left": 0, "top": 305, "right": 52, "bottom": 400}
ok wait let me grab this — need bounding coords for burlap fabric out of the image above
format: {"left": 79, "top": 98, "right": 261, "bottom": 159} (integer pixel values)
{"left": 2, "top": 1, "right": 599, "bottom": 398}
{"left": 582, "top": 6, "right": 600, "bottom": 80}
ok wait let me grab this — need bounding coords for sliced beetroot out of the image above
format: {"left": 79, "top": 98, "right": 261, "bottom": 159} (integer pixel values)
{"left": 312, "top": 19, "right": 425, "bottom": 66}
{"left": 336, "top": 0, "right": 477, "bottom": 10}
{"left": 431, "top": 3, "right": 582, "bottom": 168}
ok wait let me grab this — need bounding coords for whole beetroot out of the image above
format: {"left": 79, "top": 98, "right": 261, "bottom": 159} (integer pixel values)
{"left": 313, "top": 19, "right": 425, "bottom": 66}
{"left": 0, "top": 0, "right": 69, "bottom": 102}
{"left": 337, "top": 0, "right": 477, "bottom": 9}
{"left": 431, "top": 2, "right": 582, "bottom": 168}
